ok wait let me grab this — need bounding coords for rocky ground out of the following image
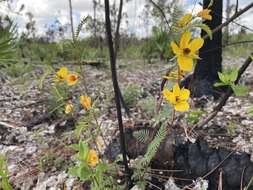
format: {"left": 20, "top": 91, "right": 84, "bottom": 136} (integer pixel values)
{"left": 0, "top": 56, "right": 253, "bottom": 189}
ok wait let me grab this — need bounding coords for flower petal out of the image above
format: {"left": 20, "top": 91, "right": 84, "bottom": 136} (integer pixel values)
{"left": 174, "top": 101, "right": 190, "bottom": 112}
{"left": 163, "top": 88, "right": 176, "bottom": 104}
{"left": 179, "top": 88, "right": 190, "bottom": 101}
{"left": 180, "top": 31, "right": 191, "bottom": 48}
{"left": 178, "top": 56, "right": 193, "bottom": 72}
{"left": 67, "top": 74, "right": 78, "bottom": 86}
{"left": 189, "top": 38, "right": 204, "bottom": 53}
{"left": 177, "top": 13, "right": 192, "bottom": 27}
{"left": 170, "top": 41, "right": 181, "bottom": 55}
{"left": 173, "top": 83, "right": 180, "bottom": 97}
{"left": 56, "top": 67, "right": 68, "bottom": 81}
{"left": 197, "top": 9, "right": 212, "bottom": 20}
{"left": 80, "top": 95, "right": 91, "bottom": 109}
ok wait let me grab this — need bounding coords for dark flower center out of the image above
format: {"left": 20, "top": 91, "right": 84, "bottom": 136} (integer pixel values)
{"left": 70, "top": 75, "right": 77, "bottom": 81}
{"left": 183, "top": 48, "right": 191, "bottom": 55}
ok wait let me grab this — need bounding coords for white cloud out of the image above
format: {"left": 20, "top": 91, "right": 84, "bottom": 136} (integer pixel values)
{"left": 0, "top": 0, "right": 252, "bottom": 38}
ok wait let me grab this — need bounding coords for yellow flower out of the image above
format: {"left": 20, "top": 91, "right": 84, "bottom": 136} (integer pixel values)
{"left": 65, "top": 103, "right": 73, "bottom": 114}
{"left": 80, "top": 95, "right": 91, "bottom": 109}
{"left": 177, "top": 13, "right": 192, "bottom": 27}
{"left": 87, "top": 149, "right": 99, "bottom": 167}
{"left": 170, "top": 31, "right": 204, "bottom": 72}
{"left": 197, "top": 9, "right": 212, "bottom": 20}
{"left": 56, "top": 67, "right": 68, "bottom": 81}
{"left": 67, "top": 73, "right": 78, "bottom": 86}
{"left": 163, "top": 83, "right": 190, "bottom": 112}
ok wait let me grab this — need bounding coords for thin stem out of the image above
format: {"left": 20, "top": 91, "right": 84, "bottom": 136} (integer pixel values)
{"left": 104, "top": 0, "right": 132, "bottom": 188}
{"left": 189, "top": 53, "right": 253, "bottom": 133}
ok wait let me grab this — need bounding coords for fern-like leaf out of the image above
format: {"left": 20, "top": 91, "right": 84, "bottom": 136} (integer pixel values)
{"left": 74, "top": 16, "right": 90, "bottom": 40}
{"left": 133, "top": 129, "right": 150, "bottom": 143}
{"left": 141, "top": 124, "right": 167, "bottom": 166}
{"left": 0, "top": 21, "right": 16, "bottom": 66}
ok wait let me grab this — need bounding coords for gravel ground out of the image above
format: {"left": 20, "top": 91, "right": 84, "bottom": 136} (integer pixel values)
{"left": 0, "top": 57, "right": 253, "bottom": 189}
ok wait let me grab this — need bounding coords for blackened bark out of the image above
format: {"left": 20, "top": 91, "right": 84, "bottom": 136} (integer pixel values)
{"left": 107, "top": 127, "right": 253, "bottom": 190}
{"left": 114, "top": 0, "right": 123, "bottom": 56}
{"left": 114, "top": 0, "right": 131, "bottom": 117}
{"left": 104, "top": 0, "right": 132, "bottom": 188}
{"left": 192, "top": 0, "right": 223, "bottom": 97}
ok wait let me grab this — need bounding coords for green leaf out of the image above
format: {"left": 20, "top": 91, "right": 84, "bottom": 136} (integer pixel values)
{"left": 67, "top": 144, "right": 79, "bottom": 151}
{"left": 133, "top": 130, "right": 150, "bottom": 143}
{"left": 229, "top": 68, "right": 238, "bottom": 82}
{"left": 195, "top": 24, "right": 212, "bottom": 39}
{"left": 96, "top": 163, "right": 108, "bottom": 175}
{"left": 2, "top": 179, "right": 12, "bottom": 190}
{"left": 231, "top": 85, "right": 249, "bottom": 96}
{"left": 248, "top": 107, "right": 253, "bottom": 117}
{"left": 187, "top": 109, "right": 204, "bottom": 124}
{"left": 218, "top": 72, "right": 228, "bottom": 84}
{"left": 68, "top": 166, "right": 80, "bottom": 176}
{"left": 208, "top": 0, "right": 213, "bottom": 8}
{"left": 79, "top": 164, "right": 91, "bottom": 180}
{"left": 214, "top": 82, "right": 227, "bottom": 87}
{"left": 79, "top": 141, "right": 89, "bottom": 161}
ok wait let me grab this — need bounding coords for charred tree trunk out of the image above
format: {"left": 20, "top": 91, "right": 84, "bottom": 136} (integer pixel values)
{"left": 104, "top": 0, "right": 132, "bottom": 187}
{"left": 114, "top": 0, "right": 123, "bottom": 57}
{"left": 192, "top": 0, "right": 223, "bottom": 97}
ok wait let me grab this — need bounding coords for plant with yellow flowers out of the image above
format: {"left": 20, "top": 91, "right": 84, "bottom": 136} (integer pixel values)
{"left": 68, "top": 141, "right": 115, "bottom": 189}
{"left": 39, "top": 17, "right": 124, "bottom": 190}
{"left": 51, "top": 66, "right": 118, "bottom": 189}
{"left": 132, "top": 4, "right": 214, "bottom": 187}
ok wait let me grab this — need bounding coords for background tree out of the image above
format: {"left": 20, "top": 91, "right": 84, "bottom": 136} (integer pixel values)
{"left": 68, "top": 0, "right": 74, "bottom": 40}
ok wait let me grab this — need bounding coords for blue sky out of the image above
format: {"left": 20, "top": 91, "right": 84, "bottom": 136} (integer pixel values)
{"left": 0, "top": 0, "right": 252, "bottom": 38}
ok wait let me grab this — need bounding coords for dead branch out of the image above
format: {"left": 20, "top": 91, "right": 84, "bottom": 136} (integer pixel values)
{"left": 0, "top": 121, "right": 18, "bottom": 129}
{"left": 104, "top": 0, "right": 132, "bottom": 187}
{"left": 189, "top": 53, "right": 253, "bottom": 133}
{"left": 114, "top": 0, "right": 123, "bottom": 56}
{"left": 149, "top": 0, "right": 170, "bottom": 27}
{"left": 203, "top": 2, "right": 253, "bottom": 40}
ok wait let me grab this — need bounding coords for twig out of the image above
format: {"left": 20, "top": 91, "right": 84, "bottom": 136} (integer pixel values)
{"left": 114, "top": 0, "right": 123, "bottom": 56}
{"left": 200, "top": 40, "right": 253, "bottom": 55}
{"left": 112, "top": 0, "right": 131, "bottom": 117}
{"left": 241, "top": 167, "right": 246, "bottom": 190}
{"left": 244, "top": 176, "right": 253, "bottom": 190}
{"left": 218, "top": 170, "right": 223, "bottom": 190}
{"left": 189, "top": 53, "right": 253, "bottom": 133}
{"left": 149, "top": 0, "right": 170, "bottom": 27}
{"left": 235, "top": 0, "right": 239, "bottom": 13}
{"left": 146, "top": 180, "right": 162, "bottom": 190}
{"left": 211, "top": 9, "right": 253, "bottom": 33}
{"left": 183, "top": 151, "right": 233, "bottom": 190}
{"left": 104, "top": 0, "right": 132, "bottom": 188}
{"left": 203, "top": 2, "right": 253, "bottom": 40}
{"left": 202, "top": 151, "right": 233, "bottom": 179}
{"left": 0, "top": 121, "right": 18, "bottom": 129}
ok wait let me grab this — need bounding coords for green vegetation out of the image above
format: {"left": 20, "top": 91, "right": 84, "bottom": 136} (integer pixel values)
{"left": 137, "top": 96, "right": 156, "bottom": 118}
{"left": 0, "top": 155, "right": 12, "bottom": 190}
{"left": 123, "top": 84, "right": 143, "bottom": 108}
